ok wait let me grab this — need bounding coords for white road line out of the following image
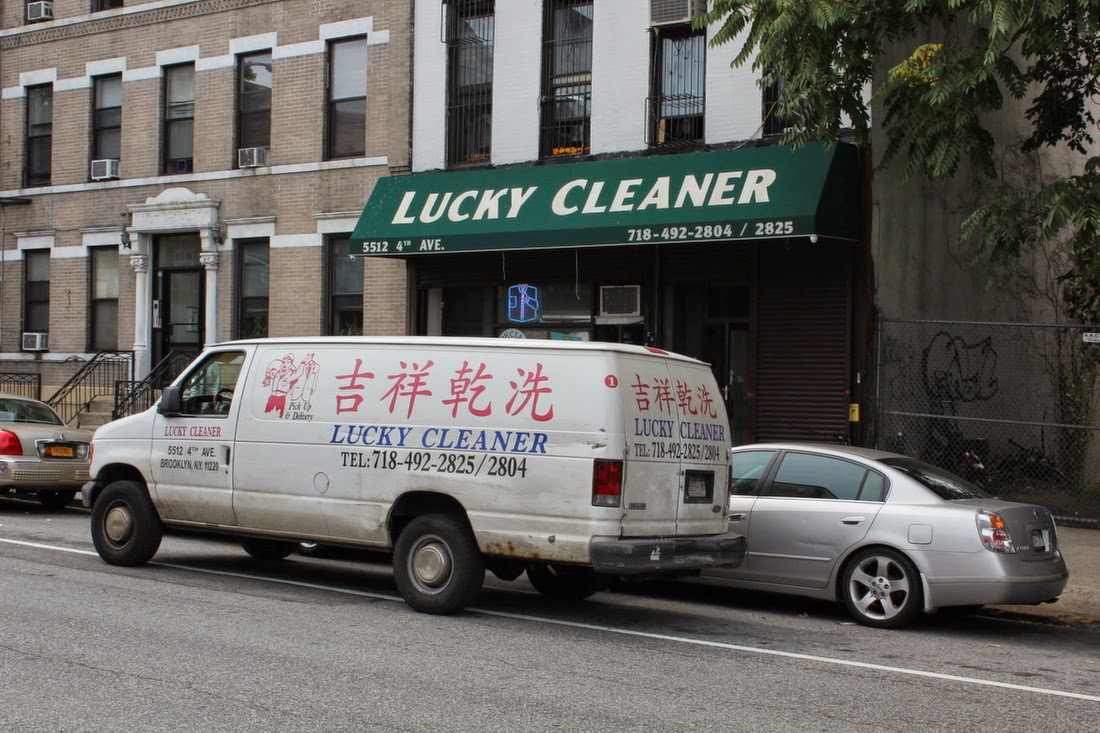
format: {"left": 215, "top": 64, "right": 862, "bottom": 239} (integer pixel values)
{"left": 4, "top": 535, "right": 1099, "bottom": 703}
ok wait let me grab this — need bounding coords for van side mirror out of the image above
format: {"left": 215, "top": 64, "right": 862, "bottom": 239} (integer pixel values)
{"left": 158, "top": 385, "right": 182, "bottom": 416}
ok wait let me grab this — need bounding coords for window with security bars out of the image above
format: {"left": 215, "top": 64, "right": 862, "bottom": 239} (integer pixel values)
{"left": 647, "top": 26, "right": 704, "bottom": 147}
{"left": 163, "top": 64, "right": 194, "bottom": 174}
{"left": 540, "top": 0, "right": 592, "bottom": 158}
{"left": 445, "top": 0, "right": 494, "bottom": 167}
{"left": 762, "top": 72, "right": 794, "bottom": 137}
{"left": 25, "top": 84, "right": 52, "bottom": 186}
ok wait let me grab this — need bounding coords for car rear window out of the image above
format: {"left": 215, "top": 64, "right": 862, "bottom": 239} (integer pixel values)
{"left": 0, "top": 398, "right": 63, "bottom": 425}
{"left": 877, "top": 456, "right": 990, "bottom": 500}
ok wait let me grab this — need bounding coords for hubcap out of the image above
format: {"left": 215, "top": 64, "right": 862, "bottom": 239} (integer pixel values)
{"left": 411, "top": 540, "right": 451, "bottom": 589}
{"left": 104, "top": 504, "right": 134, "bottom": 545}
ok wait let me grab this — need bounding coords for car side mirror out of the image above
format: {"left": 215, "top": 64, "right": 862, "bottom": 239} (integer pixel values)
{"left": 158, "top": 385, "right": 182, "bottom": 416}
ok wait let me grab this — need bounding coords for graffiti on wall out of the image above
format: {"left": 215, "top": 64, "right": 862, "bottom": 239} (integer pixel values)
{"left": 921, "top": 331, "right": 999, "bottom": 404}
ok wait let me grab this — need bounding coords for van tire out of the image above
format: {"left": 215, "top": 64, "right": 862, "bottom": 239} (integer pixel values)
{"left": 90, "top": 481, "right": 163, "bottom": 566}
{"left": 240, "top": 538, "right": 297, "bottom": 561}
{"left": 526, "top": 564, "right": 606, "bottom": 601}
{"left": 393, "top": 513, "right": 484, "bottom": 614}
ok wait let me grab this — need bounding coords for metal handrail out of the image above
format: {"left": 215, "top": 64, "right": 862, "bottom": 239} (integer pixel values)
{"left": 45, "top": 351, "right": 134, "bottom": 425}
{"left": 113, "top": 351, "right": 192, "bottom": 419}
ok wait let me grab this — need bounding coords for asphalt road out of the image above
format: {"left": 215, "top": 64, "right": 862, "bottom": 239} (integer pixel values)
{"left": 2, "top": 498, "right": 1098, "bottom": 732}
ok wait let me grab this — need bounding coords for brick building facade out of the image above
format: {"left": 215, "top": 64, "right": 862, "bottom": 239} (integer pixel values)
{"left": 1, "top": 0, "right": 411, "bottom": 393}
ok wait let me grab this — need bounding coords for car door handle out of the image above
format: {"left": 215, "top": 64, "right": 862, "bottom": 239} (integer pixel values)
{"left": 728, "top": 513, "right": 747, "bottom": 522}
{"left": 841, "top": 515, "right": 866, "bottom": 525}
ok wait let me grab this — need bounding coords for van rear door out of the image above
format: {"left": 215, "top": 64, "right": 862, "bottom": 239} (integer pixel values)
{"left": 618, "top": 353, "right": 731, "bottom": 538}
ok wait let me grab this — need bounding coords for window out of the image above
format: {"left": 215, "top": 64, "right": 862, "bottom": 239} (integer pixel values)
{"left": 90, "top": 246, "right": 119, "bottom": 351}
{"left": 326, "top": 38, "right": 367, "bottom": 159}
{"left": 730, "top": 450, "right": 777, "bottom": 496}
{"left": 178, "top": 351, "right": 245, "bottom": 416}
{"left": 762, "top": 72, "right": 793, "bottom": 137}
{"left": 766, "top": 453, "right": 882, "bottom": 501}
{"left": 325, "top": 236, "right": 363, "bottom": 335}
{"left": 25, "top": 85, "right": 52, "bottom": 187}
{"left": 163, "top": 64, "right": 195, "bottom": 174}
{"left": 237, "top": 240, "right": 270, "bottom": 339}
{"left": 540, "top": 0, "right": 592, "bottom": 158}
{"left": 24, "top": 250, "right": 50, "bottom": 334}
{"left": 93, "top": 75, "right": 122, "bottom": 161}
{"left": 445, "top": 0, "right": 494, "bottom": 167}
{"left": 93, "top": 0, "right": 124, "bottom": 11}
{"left": 237, "top": 51, "right": 272, "bottom": 154}
{"left": 649, "top": 27, "right": 704, "bottom": 146}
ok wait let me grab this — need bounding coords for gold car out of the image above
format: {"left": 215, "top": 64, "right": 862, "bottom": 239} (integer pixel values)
{"left": 0, "top": 393, "right": 93, "bottom": 510}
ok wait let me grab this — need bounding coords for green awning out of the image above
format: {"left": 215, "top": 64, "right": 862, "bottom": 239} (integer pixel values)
{"left": 351, "top": 142, "right": 860, "bottom": 255}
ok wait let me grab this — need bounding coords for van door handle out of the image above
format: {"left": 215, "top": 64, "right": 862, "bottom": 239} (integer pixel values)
{"left": 841, "top": 515, "right": 866, "bottom": 525}
{"left": 728, "top": 513, "right": 746, "bottom": 522}
{"left": 223, "top": 446, "right": 231, "bottom": 466}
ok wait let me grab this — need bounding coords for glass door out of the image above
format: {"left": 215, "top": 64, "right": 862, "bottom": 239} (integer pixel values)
{"left": 153, "top": 234, "right": 203, "bottom": 365}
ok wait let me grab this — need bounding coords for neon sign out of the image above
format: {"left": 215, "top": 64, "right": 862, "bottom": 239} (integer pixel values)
{"left": 507, "top": 283, "right": 540, "bottom": 323}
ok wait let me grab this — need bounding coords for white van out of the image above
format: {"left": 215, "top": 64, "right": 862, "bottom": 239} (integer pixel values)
{"left": 83, "top": 337, "right": 744, "bottom": 613}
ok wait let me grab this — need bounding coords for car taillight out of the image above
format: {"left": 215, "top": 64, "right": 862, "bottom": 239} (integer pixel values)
{"left": 977, "top": 510, "right": 1015, "bottom": 553}
{"left": 592, "top": 459, "right": 623, "bottom": 507}
{"left": 0, "top": 430, "right": 23, "bottom": 456}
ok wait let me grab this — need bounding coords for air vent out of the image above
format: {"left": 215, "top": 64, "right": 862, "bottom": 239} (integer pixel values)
{"left": 650, "top": 0, "right": 706, "bottom": 26}
{"left": 90, "top": 159, "right": 120, "bottom": 181}
{"left": 238, "top": 147, "right": 269, "bottom": 168}
{"left": 27, "top": 1, "right": 53, "bottom": 22}
{"left": 22, "top": 332, "right": 48, "bottom": 351}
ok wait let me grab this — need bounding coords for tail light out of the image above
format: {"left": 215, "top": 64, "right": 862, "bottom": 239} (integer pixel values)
{"left": 592, "top": 459, "right": 623, "bottom": 507}
{"left": 977, "top": 510, "right": 1015, "bottom": 553}
{"left": 0, "top": 430, "right": 23, "bottom": 456}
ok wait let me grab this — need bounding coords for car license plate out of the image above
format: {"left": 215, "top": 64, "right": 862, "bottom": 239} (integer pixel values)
{"left": 1031, "top": 529, "right": 1049, "bottom": 552}
{"left": 47, "top": 445, "right": 74, "bottom": 458}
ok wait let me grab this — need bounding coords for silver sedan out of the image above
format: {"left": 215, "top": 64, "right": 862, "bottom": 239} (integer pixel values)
{"left": 702, "top": 443, "right": 1069, "bottom": 628}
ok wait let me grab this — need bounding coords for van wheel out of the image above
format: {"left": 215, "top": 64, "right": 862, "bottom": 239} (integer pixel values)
{"left": 240, "top": 538, "right": 297, "bottom": 561}
{"left": 37, "top": 489, "right": 76, "bottom": 511}
{"left": 393, "top": 514, "right": 484, "bottom": 614}
{"left": 841, "top": 547, "right": 923, "bottom": 628}
{"left": 90, "top": 481, "right": 163, "bottom": 566}
{"left": 526, "top": 564, "right": 607, "bottom": 601}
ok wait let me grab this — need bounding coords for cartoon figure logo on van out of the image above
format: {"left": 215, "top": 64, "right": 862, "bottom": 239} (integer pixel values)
{"left": 263, "top": 352, "right": 319, "bottom": 419}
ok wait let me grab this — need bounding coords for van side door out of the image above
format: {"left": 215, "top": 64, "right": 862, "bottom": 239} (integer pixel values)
{"left": 150, "top": 349, "right": 247, "bottom": 525}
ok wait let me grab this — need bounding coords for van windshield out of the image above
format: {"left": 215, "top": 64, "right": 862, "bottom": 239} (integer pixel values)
{"left": 877, "top": 456, "right": 991, "bottom": 500}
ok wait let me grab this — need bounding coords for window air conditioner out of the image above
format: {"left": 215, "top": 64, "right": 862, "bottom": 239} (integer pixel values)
{"left": 238, "top": 147, "right": 269, "bottom": 168}
{"left": 599, "top": 285, "right": 642, "bottom": 318}
{"left": 649, "top": 0, "right": 706, "bottom": 26}
{"left": 22, "top": 332, "right": 48, "bottom": 352}
{"left": 90, "top": 159, "right": 120, "bottom": 181}
{"left": 26, "top": 1, "right": 53, "bottom": 22}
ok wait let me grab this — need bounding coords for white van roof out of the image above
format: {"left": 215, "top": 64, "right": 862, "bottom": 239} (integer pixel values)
{"left": 212, "top": 336, "right": 709, "bottom": 365}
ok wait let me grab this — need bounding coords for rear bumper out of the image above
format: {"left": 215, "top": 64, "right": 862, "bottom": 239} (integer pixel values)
{"left": 591, "top": 532, "right": 746, "bottom": 576}
{"left": 0, "top": 457, "right": 91, "bottom": 489}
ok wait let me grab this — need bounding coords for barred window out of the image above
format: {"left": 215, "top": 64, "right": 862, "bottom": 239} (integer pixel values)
{"left": 445, "top": 0, "right": 494, "bottom": 167}
{"left": 648, "top": 27, "right": 704, "bottom": 146}
{"left": 762, "top": 72, "right": 793, "bottom": 137}
{"left": 540, "top": 0, "right": 592, "bottom": 158}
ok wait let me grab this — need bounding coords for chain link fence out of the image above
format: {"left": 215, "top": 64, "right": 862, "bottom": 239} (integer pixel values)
{"left": 873, "top": 318, "right": 1100, "bottom": 526}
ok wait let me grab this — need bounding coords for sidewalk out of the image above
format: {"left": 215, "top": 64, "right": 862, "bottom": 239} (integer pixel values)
{"left": 988, "top": 525, "right": 1100, "bottom": 626}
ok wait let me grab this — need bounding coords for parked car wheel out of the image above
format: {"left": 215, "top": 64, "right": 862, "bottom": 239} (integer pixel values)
{"left": 526, "top": 564, "right": 606, "bottom": 600}
{"left": 37, "top": 489, "right": 76, "bottom": 511}
{"left": 90, "top": 481, "right": 164, "bottom": 566}
{"left": 240, "top": 538, "right": 297, "bottom": 561}
{"left": 841, "top": 547, "right": 923, "bottom": 628}
{"left": 393, "top": 513, "right": 484, "bottom": 614}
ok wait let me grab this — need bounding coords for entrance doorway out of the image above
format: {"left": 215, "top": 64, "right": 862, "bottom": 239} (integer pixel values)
{"left": 152, "top": 234, "right": 203, "bottom": 365}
